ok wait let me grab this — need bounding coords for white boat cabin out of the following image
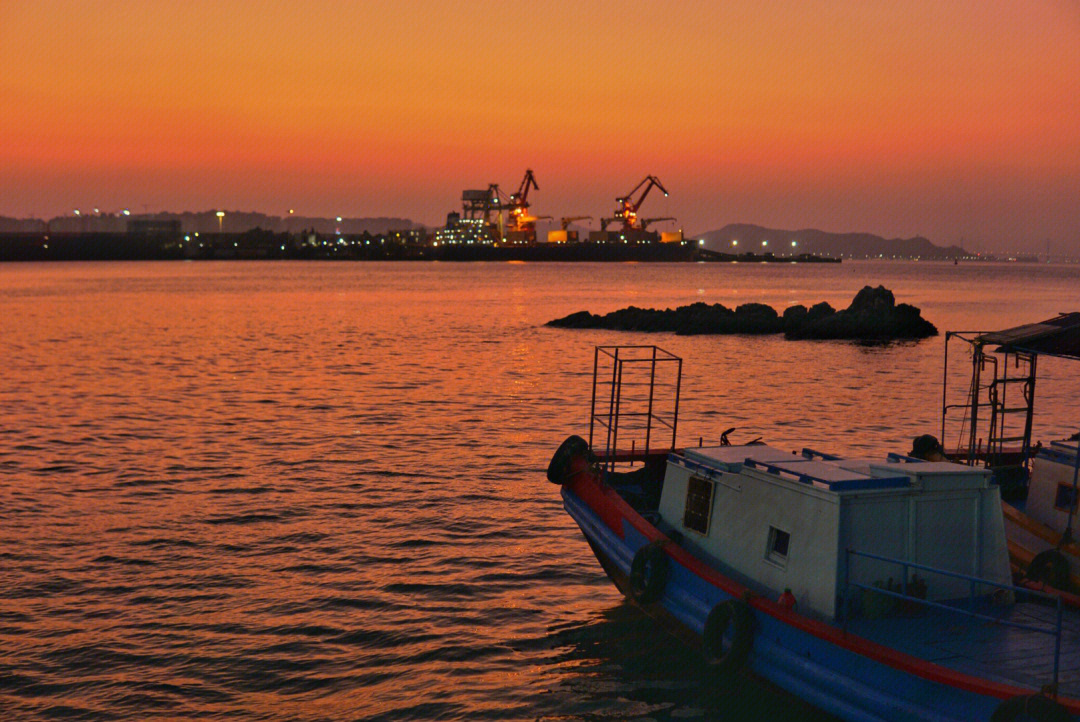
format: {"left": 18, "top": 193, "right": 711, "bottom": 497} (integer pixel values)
{"left": 1023, "top": 438, "right": 1080, "bottom": 534}
{"left": 658, "top": 445, "right": 1012, "bottom": 620}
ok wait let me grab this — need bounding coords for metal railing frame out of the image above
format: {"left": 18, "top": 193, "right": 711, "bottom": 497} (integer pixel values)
{"left": 844, "top": 548, "right": 1064, "bottom": 692}
{"left": 589, "top": 345, "right": 681, "bottom": 471}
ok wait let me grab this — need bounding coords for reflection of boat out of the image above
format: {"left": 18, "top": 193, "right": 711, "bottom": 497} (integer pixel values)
{"left": 939, "top": 314, "right": 1080, "bottom": 593}
{"left": 550, "top": 346, "right": 1080, "bottom": 721}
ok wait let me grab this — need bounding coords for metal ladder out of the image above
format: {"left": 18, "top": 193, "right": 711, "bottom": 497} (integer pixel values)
{"left": 950, "top": 338, "right": 1036, "bottom": 467}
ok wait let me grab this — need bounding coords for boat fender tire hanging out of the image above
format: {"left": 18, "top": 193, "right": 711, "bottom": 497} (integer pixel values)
{"left": 547, "top": 435, "right": 590, "bottom": 485}
{"left": 629, "top": 542, "right": 669, "bottom": 604}
{"left": 990, "top": 694, "right": 1071, "bottom": 722}
{"left": 703, "top": 599, "right": 754, "bottom": 674}
{"left": 1027, "top": 549, "right": 1071, "bottom": 591}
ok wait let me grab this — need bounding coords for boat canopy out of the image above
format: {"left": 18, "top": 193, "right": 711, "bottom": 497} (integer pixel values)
{"left": 976, "top": 312, "right": 1080, "bottom": 361}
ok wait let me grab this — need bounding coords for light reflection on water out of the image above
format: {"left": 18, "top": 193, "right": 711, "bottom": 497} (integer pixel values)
{"left": 1, "top": 260, "right": 1078, "bottom": 720}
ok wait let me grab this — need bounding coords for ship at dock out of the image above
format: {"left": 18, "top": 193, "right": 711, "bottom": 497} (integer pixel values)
{"left": 434, "top": 170, "right": 686, "bottom": 249}
{"left": 431, "top": 170, "right": 838, "bottom": 263}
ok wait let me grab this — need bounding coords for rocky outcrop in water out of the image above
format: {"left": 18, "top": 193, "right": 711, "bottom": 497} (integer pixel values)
{"left": 546, "top": 285, "right": 937, "bottom": 341}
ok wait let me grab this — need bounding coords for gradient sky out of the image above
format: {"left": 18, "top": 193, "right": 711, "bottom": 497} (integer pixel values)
{"left": 2, "top": 1, "right": 1078, "bottom": 250}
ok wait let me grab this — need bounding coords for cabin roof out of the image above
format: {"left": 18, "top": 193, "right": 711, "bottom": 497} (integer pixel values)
{"left": 682, "top": 445, "right": 916, "bottom": 491}
{"left": 976, "top": 312, "right": 1080, "bottom": 361}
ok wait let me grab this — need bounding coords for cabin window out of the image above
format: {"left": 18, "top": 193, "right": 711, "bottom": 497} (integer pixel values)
{"left": 766, "top": 526, "right": 791, "bottom": 566}
{"left": 683, "top": 476, "right": 714, "bottom": 535}
{"left": 1055, "top": 483, "right": 1078, "bottom": 513}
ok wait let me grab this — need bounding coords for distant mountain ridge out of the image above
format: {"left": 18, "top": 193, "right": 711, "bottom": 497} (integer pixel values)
{"left": 699, "top": 224, "right": 970, "bottom": 259}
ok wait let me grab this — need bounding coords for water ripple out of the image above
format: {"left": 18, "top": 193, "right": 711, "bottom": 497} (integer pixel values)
{"left": 4, "top": 261, "right": 1080, "bottom": 720}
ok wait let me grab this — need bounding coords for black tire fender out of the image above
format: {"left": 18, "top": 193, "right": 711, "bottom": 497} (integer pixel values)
{"left": 703, "top": 599, "right": 754, "bottom": 674}
{"left": 629, "top": 542, "right": 669, "bottom": 604}
{"left": 1027, "top": 549, "right": 1072, "bottom": 591}
{"left": 547, "top": 435, "right": 590, "bottom": 485}
{"left": 990, "top": 694, "right": 1071, "bottom": 722}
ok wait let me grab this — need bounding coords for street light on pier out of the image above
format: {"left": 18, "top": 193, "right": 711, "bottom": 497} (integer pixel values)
{"left": 216, "top": 210, "right": 225, "bottom": 234}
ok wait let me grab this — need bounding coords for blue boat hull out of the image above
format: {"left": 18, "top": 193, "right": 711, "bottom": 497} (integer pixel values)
{"left": 562, "top": 480, "right": 1075, "bottom": 722}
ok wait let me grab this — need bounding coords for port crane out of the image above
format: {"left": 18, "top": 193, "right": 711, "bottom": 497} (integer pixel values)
{"left": 601, "top": 175, "right": 669, "bottom": 231}
{"left": 462, "top": 184, "right": 504, "bottom": 222}
{"left": 560, "top": 215, "right": 591, "bottom": 230}
{"left": 507, "top": 169, "right": 539, "bottom": 233}
{"left": 640, "top": 217, "right": 675, "bottom": 230}
{"left": 455, "top": 183, "right": 506, "bottom": 242}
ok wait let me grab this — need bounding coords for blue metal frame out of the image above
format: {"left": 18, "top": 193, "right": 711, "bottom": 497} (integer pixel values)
{"left": 845, "top": 548, "right": 1064, "bottom": 690}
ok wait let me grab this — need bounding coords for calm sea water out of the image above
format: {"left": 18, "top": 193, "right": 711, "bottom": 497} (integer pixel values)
{"left": 3, "top": 260, "right": 1080, "bottom": 721}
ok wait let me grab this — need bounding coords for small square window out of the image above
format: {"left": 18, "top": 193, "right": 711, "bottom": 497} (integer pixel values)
{"left": 767, "top": 526, "right": 791, "bottom": 566}
{"left": 1055, "top": 484, "right": 1078, "bottom": 513}
{"left": 683, "top": 476, "right": 714, "bottom": 535}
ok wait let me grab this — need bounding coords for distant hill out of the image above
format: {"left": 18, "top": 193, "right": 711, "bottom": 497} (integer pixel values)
{"left": 698, "top": 224, "right": 970, "bottom": 259}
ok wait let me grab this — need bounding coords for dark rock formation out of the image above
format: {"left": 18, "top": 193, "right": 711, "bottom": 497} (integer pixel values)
{"left": 546, "top": 302, "right": 786, "bottom": 335}
{"left": 547, "top": 286, "right": 937, "bottom": 341}
{"left": 784, "top": 286, "right": 937, "bottom": 340}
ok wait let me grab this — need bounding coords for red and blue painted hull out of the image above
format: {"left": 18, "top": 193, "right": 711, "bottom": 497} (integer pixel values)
{"left": 562, "top": 470, "right": 1080, "bottom": 722}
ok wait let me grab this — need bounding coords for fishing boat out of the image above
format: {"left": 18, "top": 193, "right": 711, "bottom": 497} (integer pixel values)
{"left": 549, "top": 345, "right": 1079, "bottom": 721}
{"left": 938, "top": 313, "right": 1080, "bottom": 593}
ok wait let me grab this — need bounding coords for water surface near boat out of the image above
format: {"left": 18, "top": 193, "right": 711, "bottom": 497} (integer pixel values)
{"left": 2, "top": 260, "right": 1079, "bottom": 720}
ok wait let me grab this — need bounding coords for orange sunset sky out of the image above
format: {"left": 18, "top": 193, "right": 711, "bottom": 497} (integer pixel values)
{"left": 2, "top": 1, "right": 1078, "bottom": 251}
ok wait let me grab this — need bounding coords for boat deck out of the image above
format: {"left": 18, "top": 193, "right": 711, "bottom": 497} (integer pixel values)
{"left": 849, "top": 600, "right": 1080, "bottom": 697}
